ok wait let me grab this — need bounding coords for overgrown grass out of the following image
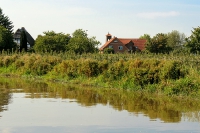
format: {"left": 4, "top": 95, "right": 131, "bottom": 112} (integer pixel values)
{"left": 0, "top": 52, "right": 200, "bottom": 97}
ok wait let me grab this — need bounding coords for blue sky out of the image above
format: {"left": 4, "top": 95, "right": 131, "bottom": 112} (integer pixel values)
{"left": 1, "top": 0, "right": 200, "bottom": 45}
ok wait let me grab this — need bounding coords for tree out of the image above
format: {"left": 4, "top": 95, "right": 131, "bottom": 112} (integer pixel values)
{"left": 67, "top": 29, "right": 100, "bottom": 54}
{"left": 140, "top": 34, "right": 151, "bottom": 43}
{"left": 145, "top": 33, "right": 171, "bottom": 54}
{"left": 167, "top": 30, "right": 186, "bottom": 50}
{"left": 185, "top": 26, "right": 200, "bottom": 54}
{"left": 0, "top": 8, "right": 13, "bottom": 33}
{"left": 140, "top": 34, "right": 151, "bottom": 52}
{"left": 20, "top": 30, "right": 27, "bottom": 52}
{"left": 34, "top": 31, "right": 70, "bottom": 53}
{"left": 0, "top": 25, "right": 16, "bottom": 51}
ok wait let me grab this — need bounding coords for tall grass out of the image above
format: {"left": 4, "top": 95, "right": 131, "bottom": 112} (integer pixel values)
{"left": 0, "top": 52, "right": 200, "bottom": 97}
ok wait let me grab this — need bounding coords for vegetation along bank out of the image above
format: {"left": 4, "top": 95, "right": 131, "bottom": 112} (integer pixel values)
{"left": 0, "top": 52, "right": 200, "bottom": 98}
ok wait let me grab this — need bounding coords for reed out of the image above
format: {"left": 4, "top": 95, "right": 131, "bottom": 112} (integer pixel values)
{"left": 0, "top": 52, "right": 200, "bottom": 97}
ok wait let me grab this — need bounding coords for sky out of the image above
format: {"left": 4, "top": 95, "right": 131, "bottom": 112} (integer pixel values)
{"left": 1, "top": 0, "right": 200, "bottom": 46}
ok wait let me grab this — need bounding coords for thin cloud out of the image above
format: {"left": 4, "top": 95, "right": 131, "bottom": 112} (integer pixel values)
{"left": 137, "top": 11, "right": 180, "bottom": 19}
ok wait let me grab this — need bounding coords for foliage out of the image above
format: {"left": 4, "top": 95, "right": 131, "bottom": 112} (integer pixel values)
{"left": 67, "top": 29, "right": 100, "bottom": 54}
{"left": 167, "top": 30, "right": 186, "bottom": 49}
{"left": 103, "top": 48, "right": 114, "bottom": 54}
{"left": 185, "top": 26, "right": 200, "bottom": 54}
{"left": 20, "top": 30, "right": 27, "bottom": 52}
{"left": 141, "top": 31, "right": 186, "bottom": 53}
{"left": 1, "top": 52, "right": 200, "bottom": 97}
{"left": 34, "top": 31, "right": 70, "bottom": 53}
{"left": 145, "top": 33, "right": 172, "bottom": 53}
{"left": 0, "top": 25, "right": 16, "bottom": 51}
{"left": 0, "top": 8, "right": 13, "bottom": 33}
{"left": 140, "top": 34, "right": 151, "bottom": 43}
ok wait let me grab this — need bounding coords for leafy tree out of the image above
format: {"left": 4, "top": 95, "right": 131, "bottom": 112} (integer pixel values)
{"left": 0, "top": 8, "right": 13, "bottom": 33}
{"left": 145, "top": 33, "right": 171, "bottom": 54}
{"left": 140, "top": 34, "right": 151, "bottom": 43}
{"left": 140, "top": 34, "right": 151, "bottom": 52}
{"left": 20, "top": 30, "right": 27, "bottom": 52}
{"left": 67, "top": 29, "right": 100, "bottom": 54}
{"left": 0, "top": 25, "right": 16, "bottom": 51}
{"left": 185, "top": 26, "right": 200, "bottom": 54}
{"left": 167, "top": 30, "right": 186, "bottom": 50}
{"left": 34, "top": 31, "right": 70, "bottom": 53}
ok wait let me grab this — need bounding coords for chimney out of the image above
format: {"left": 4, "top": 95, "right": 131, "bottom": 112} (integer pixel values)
{"left": 106, "top": 32, "right": 112, "bottom": 42}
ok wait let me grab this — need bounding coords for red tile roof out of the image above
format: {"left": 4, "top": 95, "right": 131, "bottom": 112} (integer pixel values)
{"left": 99, "top": 36, "right": 146, "bottom": 51}
{"left": 99, "top": 37, "right": 116, "bottom": 51}
{"left": 118, "top": 39, "right": 132, "bottom": 44}
{"left": 118, "top": 38, "right": 146, "bottom": 50}
{"left": 132, "top": 39, "right": 146, "bottom": 51}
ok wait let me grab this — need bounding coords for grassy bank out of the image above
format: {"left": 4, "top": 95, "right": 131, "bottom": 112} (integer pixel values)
{"left": 0, "top": 52, "right": 200, "bottom": 98}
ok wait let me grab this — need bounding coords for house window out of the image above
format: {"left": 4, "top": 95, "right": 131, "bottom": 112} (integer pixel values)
{"left": 114, "top": 40, "right": 118, "bottom": 43}
{"left": 27, "top": 43, "right": 30, "bottom": 49}
{"left": 109, "top": 45, "right": 113, "bottom": 48}
{"left": 14, "top": 38, "right": 20, "bottom": 44}
{"left": 118, "top": 46, "right": 123, "bottom": 50}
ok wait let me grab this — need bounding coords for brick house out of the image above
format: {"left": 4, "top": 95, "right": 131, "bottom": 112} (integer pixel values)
{"left": 99, "top": 33, "right": 146, "bottom": 53}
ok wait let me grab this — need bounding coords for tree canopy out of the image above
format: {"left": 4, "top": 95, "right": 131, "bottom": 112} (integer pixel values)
{"left": 140, "top": 34, "right": 151, "bottom": 43}
{"left": 167, "top": 30, "right": 186, "bottom": 50}
{"left": 67, "top": 29, "right": 100, "bottom": 54}
{"left": 34, "top": 31, "right": 70, "bottom": 53}
{"left": 20, "top": 30, "right": 27, "bottom": 52}
{"left": 145, "top": 33, "right": 171, "bottom": 54}
{"left": 185, "top": 26, "right": 200, "bottom": 54}
{"left": 141, "top": 31, "right": 186, "bottom": 54}
{"left": 0, "top": 25, "right": 16, "bottom": 51}
{"left": 140, "top": 34, "right": 151, "bottom": 52}
{"left": 0, "top": 8, "right": 14, "bottom": 33}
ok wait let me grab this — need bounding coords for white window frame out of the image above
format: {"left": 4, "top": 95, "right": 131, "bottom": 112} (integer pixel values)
{"left": 109, "top": 45, "right": 113, "bottom": 48}
{"left": 118, "top": 46, "right": 123, "bottom": 50}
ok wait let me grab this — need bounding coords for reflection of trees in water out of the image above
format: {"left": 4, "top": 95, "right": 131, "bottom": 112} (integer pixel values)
{"left": 183, "top": 111, "right": 200, "bottom": 122}
{"left": 0, "top": 78, "right": 200, "bottom": 123}
{"left": 0, "top": 82, "right": 12, "bottom": 117}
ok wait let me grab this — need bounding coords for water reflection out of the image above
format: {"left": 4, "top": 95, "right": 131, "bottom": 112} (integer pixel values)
{"left": 0, "top": 82, "right": 12, "bottom": 117}
{"left": 0, "top": 77, "right": 200, "bottom": 123}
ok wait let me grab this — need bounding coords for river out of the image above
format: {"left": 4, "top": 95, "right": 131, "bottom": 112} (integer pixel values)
{"left": 0, "top": 78, "right": 200, "bottom": 133}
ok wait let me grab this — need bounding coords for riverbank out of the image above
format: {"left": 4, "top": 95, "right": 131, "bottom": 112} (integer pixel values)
{"left": 0, "top": 52, "right": 200, "bottom": 98}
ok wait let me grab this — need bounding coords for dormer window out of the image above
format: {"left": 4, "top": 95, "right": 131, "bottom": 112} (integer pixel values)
{"left": 114, "top": 40, "right": 118, "bottom": 43}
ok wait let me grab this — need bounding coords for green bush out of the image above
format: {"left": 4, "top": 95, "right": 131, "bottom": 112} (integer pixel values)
{"left": 163, "top": 78, "right": 198, "bottom": 96}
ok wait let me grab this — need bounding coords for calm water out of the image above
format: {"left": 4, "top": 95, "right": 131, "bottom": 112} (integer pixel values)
{"left": 0, "top": 78, "right": 200, "bottom": 133}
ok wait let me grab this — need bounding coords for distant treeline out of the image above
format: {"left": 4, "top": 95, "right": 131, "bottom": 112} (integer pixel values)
{"left": 1, "top": 7, "right": 200, "bottom": 54}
